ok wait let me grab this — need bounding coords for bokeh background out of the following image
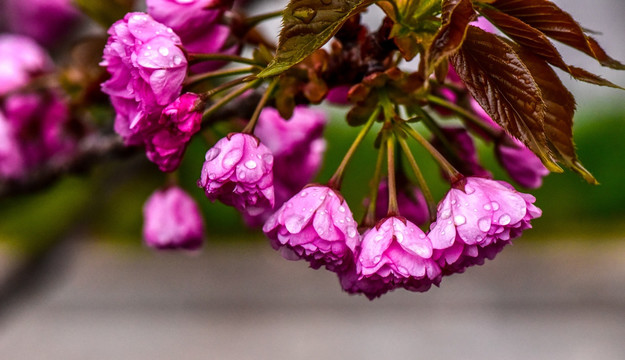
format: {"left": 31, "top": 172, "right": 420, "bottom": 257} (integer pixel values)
{"left": 1, "top": 0, "right": 625, "bottom": 359}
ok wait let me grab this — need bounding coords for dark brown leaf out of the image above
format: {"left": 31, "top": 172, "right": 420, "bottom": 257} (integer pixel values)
{"left": 513, "top": 45, "right": 597, "bottom": 183}
{"left": 258, "top": 0, "right": 371, "bottom": 78}
{"left": 489, "top": 0, "right": 625, "bottom": 70}
{"left": 450, "top": 26, "right": 561, "bottom": 171}
{"left": 479, "top": 7, "right": 622, "bottom": 89}
{"left": 426, "top": 0, "right": 476, "bottom": 74}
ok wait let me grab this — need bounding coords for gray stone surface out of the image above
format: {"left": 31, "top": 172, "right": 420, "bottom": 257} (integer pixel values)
{"left": 1, "top": 238, "right": 625, "bottom": 360}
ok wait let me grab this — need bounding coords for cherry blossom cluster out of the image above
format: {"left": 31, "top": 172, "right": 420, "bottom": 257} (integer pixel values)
{"left": 2, "top": 0, "right": 620, "bottom": 299}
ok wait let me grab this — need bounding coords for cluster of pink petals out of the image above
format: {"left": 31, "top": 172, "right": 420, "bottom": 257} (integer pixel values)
{"left": 147, "top": 0, "right": 238, "bottom": 73}
{"left": 429, "top": 177, "right": 541, "bottom": 274}
{"left": 100, "top": 12, "right": 188, "bottom": 145}
{"left": 0, "top": 34, "right": 76, "bottom": 178}
{"left": 244, "top": 106, "right": 327, "bottom": 225}
{"left": 145, "top": 93, "right": 203, "bottom": 172}
{"left": 143, "top": 186, "right": 205, "bottom": 250}
{"left": 1, "top": 0, "right": 80, "bottom": 47}
{"left": 263, "top": 186, "right": 359, "bottom": 271}
{"left": 344, "top": 217, "right": 442, "bottom": 299}
{"left": 198, "top": 133, "right": 274, "bottom": 215}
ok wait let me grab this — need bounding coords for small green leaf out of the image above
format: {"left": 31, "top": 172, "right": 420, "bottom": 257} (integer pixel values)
{"left": 257, "top": 0, "right": 371, "bottom": 78}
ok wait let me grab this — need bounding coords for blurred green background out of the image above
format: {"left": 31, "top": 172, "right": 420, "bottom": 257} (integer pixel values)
{"left": 1, "top": 100, "right": 624, "bottom": 255}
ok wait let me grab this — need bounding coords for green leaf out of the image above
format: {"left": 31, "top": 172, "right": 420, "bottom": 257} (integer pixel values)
{"left": 479, "top": 6, "right": 623, "bottom": 89}
{"left": 73, "top": 0, "right": 134, "bottom": 28}
{"left": 450, "top": 26, "right": 561, "bottom": 172}
{"left": 257, "top": 0, "right": 371, "bottom": 78}
{"left": 489, "top": 0, "right": 625, "bottom": 70}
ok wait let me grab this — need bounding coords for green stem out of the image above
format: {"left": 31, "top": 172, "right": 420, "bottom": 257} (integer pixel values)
{"left": 184, "top": 67, "right": 258, "bottom": 87}
{"left": 396, "top": 134, "right": 437, "bottom": 223}
{"left": 416, "top": 108, "right": 464, "bottom": 166}
{"left": 242, "top": 77, "right": 279, "bottom": 134}
{"left": 200, "top": 75, "right": 255, "bottom": 101}
{"left": 426, "top": 94, "right": 503, "bottom": 140}
{"left": 327, "top": 106, "right": 381, "bottom": 190}
{"left": 245, "top": 10, "right": 284, "bottom": 28}
{"left": 202, "top": 79, "right": 263, "bottom": 122}
{"left": 399, "top": 122, "right": 462, "bottom": 183}
{"left": 188, "top": 53, "right": 262, "bottom": 67}
{"left": 386, "top": 133, "right": 399, "bottom": 217}
{"left": 362, "top": 137, "right": 387, "bottom": 228}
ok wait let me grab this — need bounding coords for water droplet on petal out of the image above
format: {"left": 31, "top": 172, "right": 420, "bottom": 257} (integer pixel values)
{"left": 245, "top": 160, "right": 257, "bottom": 169}
{"left": 499, "top": 214, "right": 511, "bottom": 225}
{"left": 300, "top": 191, "right": 308, "bottom": 197}
{"left": 173, "top": 55, "right": 182, "bottom": 66}
{"left": 262, "top": 153, "right": 274, "bottom": 164}
{"left": 464, "top": 184, "right": 475, "bottom": 194}
{"left": 373, "top": 255, "right": 382, "bottom": 264}
{"left": 441, "top": 209, "right": 451, "bottom": 219}
{"left": 237, "top": 169, "right": 246, "bottom": 179}
{"left": 158, "top": 46, "right": 170, "bottom": 56}
{"left": 483, "top": 203, "right": 492, "bottom": 211}
{"left": 375, "top": 234, "right": 384, "bottom": 242}
{"left": 454, "top": 215, "right": 466, "bottom": 226}
{"left": 205, "top": 147, "right": 220, "bottom": 161}
{"left": 491, "top": 201, "right": 500, "bottom": 211}
{"left": 339, "top": 206, "right": 346, "bottom": 213}
{"left": 347, "top": 227, "right": 357, "bottom": 238}
{"left": 478, "top": 217, "right": 491, "bottom": 232}
{"left": 396, "top": 232, "right": 404, "bottom": 243}
{"left": 208, "top": 173, "right": 216, "bottom": 180}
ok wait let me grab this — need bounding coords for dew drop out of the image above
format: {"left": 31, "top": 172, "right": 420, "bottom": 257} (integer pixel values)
{"left": 320, "top": 195, "right": 326, "bottom": 200}
{"left": 464, "top": 184, "right": 475, "bottom": 194}
{"left": 208, "top": 173, "right": 216, "bottom": 180}
{"left": 373, "top": 255, "right": 382, "bottom": 264}
{"left": 244, "top": 160, "right": 257, "bottom": 169}
{"left": 262, "top": 153, "right": 274, "bottom": 164}
{"left": 300, "top": 191, "right": 308, "bottom": 197}
{"left": 483, "top": 203, "right": 492, "bottom": 211}
{"left": 419, "top": 234, "right": 426, "bottom": 239}
{"left": 396, "top": 232, "right": 404, "bottom": 243}
{"left": 173, "top": 55, "right": 182, "bottom": 66}
{"left": 158, "top": 46, "right": 170, "bottom": 56}
{"left": 292, "top": 6, "right": 317, "bottom": 23}
{"left": 205, "top": 147, "right": 220, "bottom": 161}
{"left": 237, "top": 169, "right": 246, "bottom": 179}
{"left": 454, "top": 215, "right": 466, "bottom": 226}
{"left": 375, "top": 235, "right": 384, "bottom": 242}
{"left": 339, "top": 206, "right": 346, "bottom": 213}
{"left": 491, "top": 201, "right": 500, "bottom": 211}
{"left": 347, "top": 227, "right": 357, "bottom": 238}
{"left": 441, "top": 209, "right": 451, "bottom": 219}
{"left": 498, "top": 214, "right": 511, "bottom": 225}
{"left": 478, "top": 217, "right": 491, "bottom": 232}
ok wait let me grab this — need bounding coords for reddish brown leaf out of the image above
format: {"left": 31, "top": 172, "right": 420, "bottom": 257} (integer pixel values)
{"left": 426, "top": 0, "right": 476, "bottom": 75}
{"left": 479, "top": 7, "right": 622, "bottom": 89}
{"left": 513, "top": 45, "right": 597, "bottom": 183}
{"left": 489, "top": 0, "right": 625, "bottom": 70}
{"left": 450, "top": 26, "right": 561, "bottom": 171}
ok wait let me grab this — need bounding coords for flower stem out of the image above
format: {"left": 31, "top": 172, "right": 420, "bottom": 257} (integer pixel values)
{"left": 187, "top": 53, "right": 262, "bottom": 67}
{"left": 242, "top": 77, "right": 279, "bottom": 134}
{"left": 202, "top": 79, "right": 263, "bottom": 122}
{"left": 396, "top": 134, "right": 437, "bottom": 223}
{"left": 327, "top": 106, "right": 380, "bottom": 190}
{"left": 426, "top": 94, "right": 503, "bottom": 139}
{"left": 416, "top": 108, "right": 464, "bottom": 166}
{"left": 184, "top": 66, "right": 258, "bottom": 87}
{"left": 244, "top": 10, "right": 284, "bottom": 28}
{"left": 386, "top": 133, "right": 399, "bottom": 217}
{"left": 361, "top": 137, "right": 387, "bottom": 228}
{"left": 200, "top": 75, "right": 256, "bottom": 101}
{"left": 399, "top": 122, "right": 462, "bottom": 183}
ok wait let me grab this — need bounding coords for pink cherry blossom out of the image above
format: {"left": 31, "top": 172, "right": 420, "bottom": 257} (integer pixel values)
{"left": 198, "top": 133, "right": 274, "bottom": 215}
{"left": 143, "top": 186, "right": 205, "bottom": 250}
{"left": 263, "top": 185, "right": 359, "bottom": 271}
{"left": 145, "top": 93, "right": 203, "bottom": 172}
{"left": 100, "top": 12, "right": 188, "bottom": 145}
{"left": 429, "top": 177, "right": 541, "bottom": 274}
